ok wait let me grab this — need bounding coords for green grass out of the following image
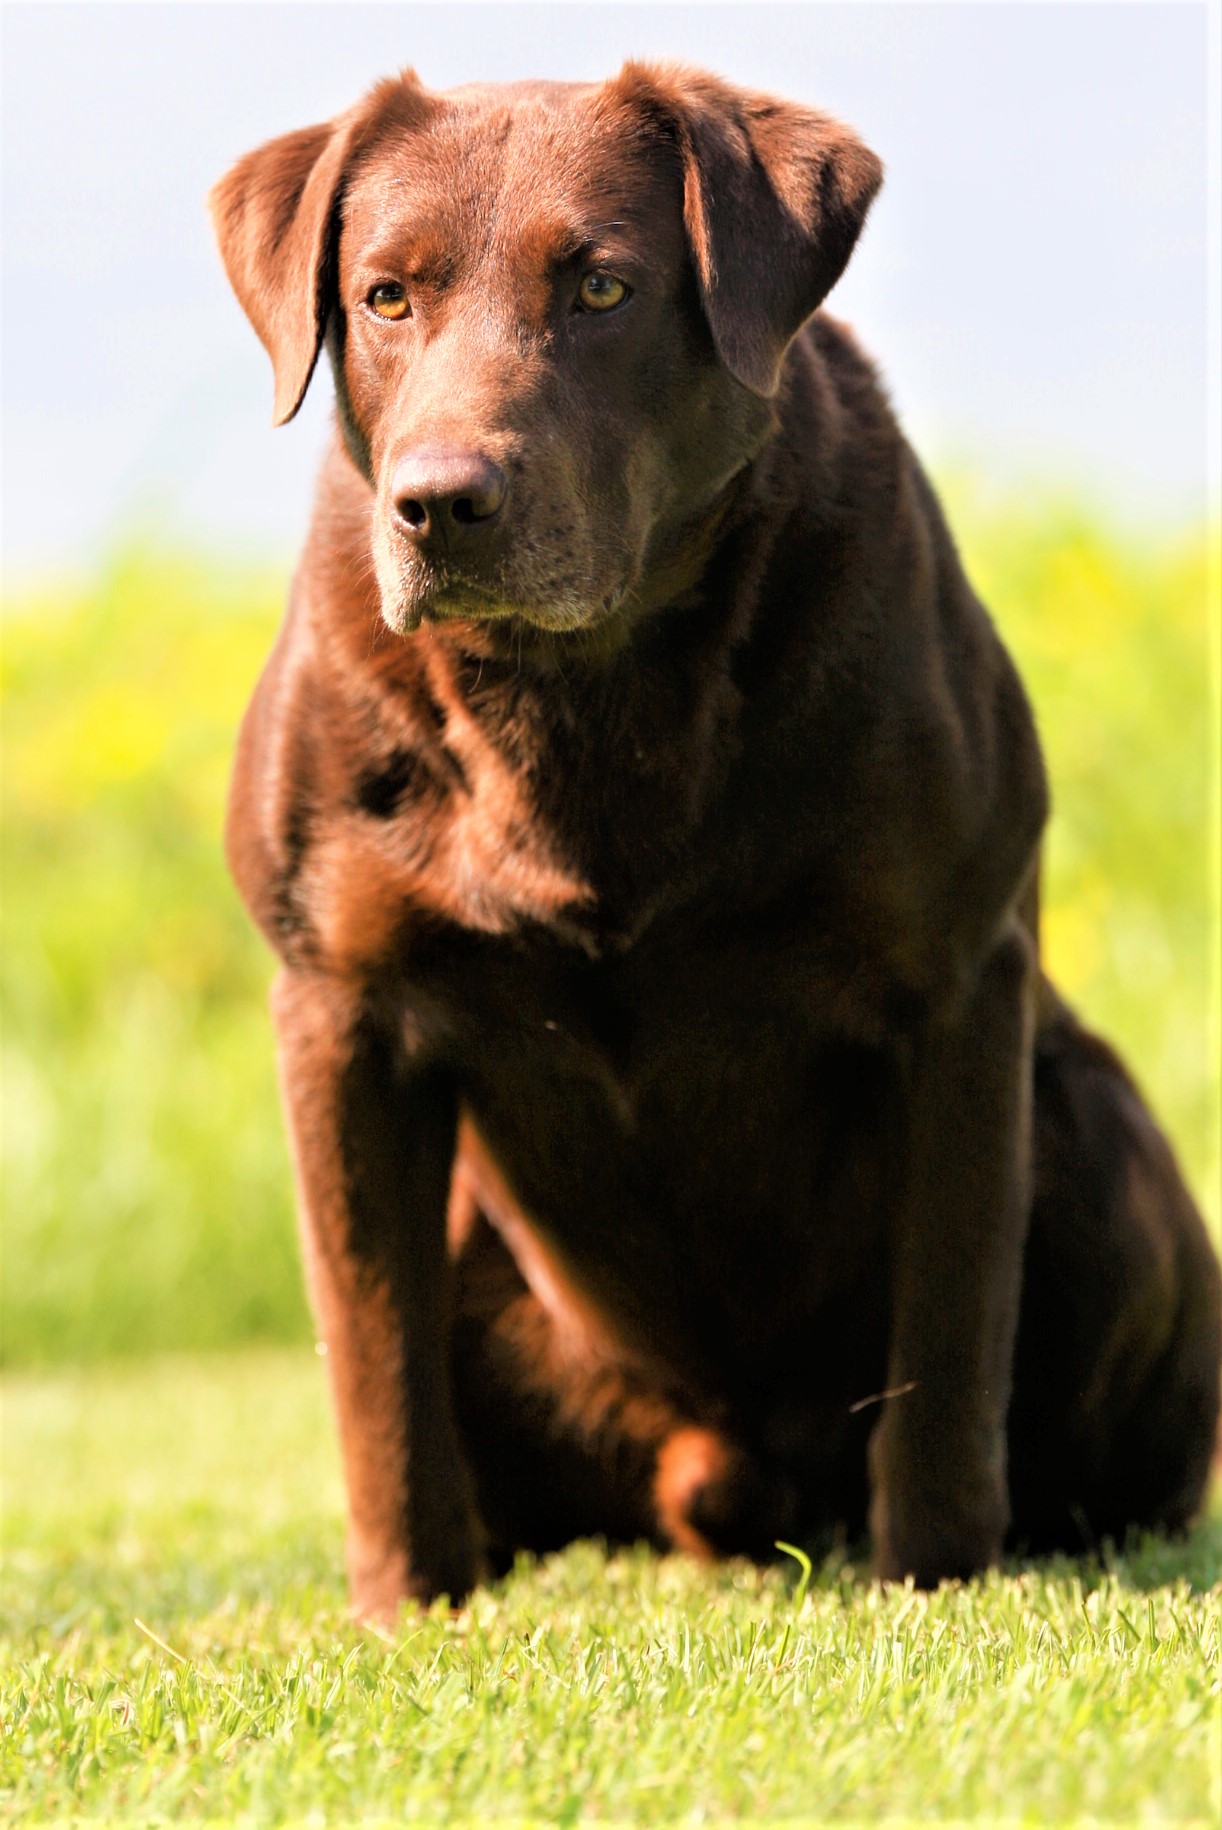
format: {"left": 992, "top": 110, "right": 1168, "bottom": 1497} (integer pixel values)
{"left": 1, "top": 551, "right": 308, "bottom": 1365}
{"left": 3, "top": 1347, "right": 1219, "bottom": 1825}
{"left": 1, "top": 504, "right": 1218, "bottom": 1369}
{"left": 1, "top": 505, "right": 1219, "bottom": 1816}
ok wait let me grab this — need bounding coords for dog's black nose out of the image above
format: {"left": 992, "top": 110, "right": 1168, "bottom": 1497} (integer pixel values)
{"left": 391, "top": 449, "right": 507, "bottom": 548}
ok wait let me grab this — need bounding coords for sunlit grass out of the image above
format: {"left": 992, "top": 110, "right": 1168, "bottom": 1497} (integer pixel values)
{"left": 2, "top": 1349, "right": 1219, "bottom": 1824}
{"left": 2, "top": 515, "right": 1219, "bottom": 1822}
{"left": 2, "top": 551, "right": 306, "bottom": 1365}
{"left": 1, "top": 501, "right": 1218, "bottom": 1368}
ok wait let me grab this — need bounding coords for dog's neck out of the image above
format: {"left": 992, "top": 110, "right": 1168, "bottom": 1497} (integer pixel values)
{"left": 291, "top": 410, "right": 807, "bottom": 931}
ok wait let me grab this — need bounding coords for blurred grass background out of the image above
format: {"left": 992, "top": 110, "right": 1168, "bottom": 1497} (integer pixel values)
{"left": 2, "top": 495, "right": 1218, "bottom": 1368}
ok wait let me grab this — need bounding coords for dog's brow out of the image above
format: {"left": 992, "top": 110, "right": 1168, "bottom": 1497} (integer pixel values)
{"left": 354, "top": 231, "right": 462, "bottom": 288}
{"left": 409, "top": 249, "right": 462, "bottom": 288}
{"left": 545, "top": 221, "right": 637, "bottom": 267}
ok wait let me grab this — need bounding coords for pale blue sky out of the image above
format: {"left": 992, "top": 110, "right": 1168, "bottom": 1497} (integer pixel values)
{"left": 1, "top": 2, "right": 1211, "bottom": 583}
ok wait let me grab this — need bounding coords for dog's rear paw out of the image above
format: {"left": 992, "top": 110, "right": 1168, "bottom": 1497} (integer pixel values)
{"left": 654, "top": 1426, "right": 796, "bottom": 1560}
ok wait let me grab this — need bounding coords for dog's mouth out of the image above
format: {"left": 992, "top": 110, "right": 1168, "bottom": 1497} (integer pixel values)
{"left": 380, "top": 550, "right": 633, "bottom": 639}
{"left": 416, "top": 577, "right": 519, "bottom": 625}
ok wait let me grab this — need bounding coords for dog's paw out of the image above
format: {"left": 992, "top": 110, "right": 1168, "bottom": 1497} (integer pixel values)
{"left": 654, "top": 1426, "right": 796, "bottom": 1560}
{"left": 867, "top": 1405, "right": 1009, "bottom": 1587}
{"left": 868, "top": 1475, "right": 1006, "bottom": 1588}
{"left": 347, "top": 1510, "right": 490, "bottom": 1621}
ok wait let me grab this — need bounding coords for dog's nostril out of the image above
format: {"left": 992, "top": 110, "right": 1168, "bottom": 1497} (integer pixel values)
{"left": 454, "top": 468, "right": 506, "bottom": 521}
{"left": 390, "top": 449, "right": 507, "bottom": 543}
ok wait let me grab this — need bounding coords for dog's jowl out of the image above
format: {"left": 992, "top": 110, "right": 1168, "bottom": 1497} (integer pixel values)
{"left": 211, "top": 65, "right": 1221, "bottom": 1619}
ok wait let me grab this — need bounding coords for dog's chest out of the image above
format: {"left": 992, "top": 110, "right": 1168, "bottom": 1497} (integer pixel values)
{"left": 300, "top": 642, "right": 728, "bottom": 971}
{"left": 300, "top": 745, "right": 593, "bottom": 971}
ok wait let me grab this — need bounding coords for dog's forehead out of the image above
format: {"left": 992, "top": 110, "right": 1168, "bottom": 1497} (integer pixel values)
{"left": 344, "top": 81, "right": 678, "bottom": 260}
{"left": 442, "top": 77, "right": 592, "bottom": 109}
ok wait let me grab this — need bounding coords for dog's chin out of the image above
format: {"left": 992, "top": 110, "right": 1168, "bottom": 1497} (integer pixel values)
{"left": 379, "top": 576, "right": 630, "bottom": 639}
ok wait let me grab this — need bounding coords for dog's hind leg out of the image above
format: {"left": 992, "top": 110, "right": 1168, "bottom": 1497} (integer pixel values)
{"left": 447, "top": 1185, "right": 793, "bottom": 1570}
{"left": 1006, "top": 994, "right": 1221, "bottom": 1552}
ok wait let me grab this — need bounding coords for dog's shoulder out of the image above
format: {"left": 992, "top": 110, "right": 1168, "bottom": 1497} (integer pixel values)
{"left": 226, "top": 512, "right": 595, "bottom": 973}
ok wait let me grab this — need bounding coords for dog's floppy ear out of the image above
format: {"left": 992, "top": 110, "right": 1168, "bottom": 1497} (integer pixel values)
{"left": 616, "top": 64, "right": 883, "bottom": 397}
{"left": 209, "top": 115, "right": 358, "bottom": 426}
{"left": 209, "top": 74, "right": 432, "bottom": 426}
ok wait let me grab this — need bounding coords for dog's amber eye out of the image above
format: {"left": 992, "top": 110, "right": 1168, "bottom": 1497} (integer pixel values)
{"left": 370, "top": 283, "right": 409, "bottom": 320}
{"left": 577, "top": 271, "right": 629, "bottom": 313}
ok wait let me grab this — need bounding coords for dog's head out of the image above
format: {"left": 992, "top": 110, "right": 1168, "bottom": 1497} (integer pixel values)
{"left": 211, "top": 65, "right": 881, "bottom": 637}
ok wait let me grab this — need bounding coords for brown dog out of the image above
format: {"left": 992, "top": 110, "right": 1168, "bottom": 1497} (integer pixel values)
{"left": 211, "top": 64, "right": 1221, "bottom": 1619}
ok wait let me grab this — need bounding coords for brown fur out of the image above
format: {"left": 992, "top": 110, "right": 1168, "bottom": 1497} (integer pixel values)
{"left": 211, "top": 64, "right": 1221, "bottom": 1617}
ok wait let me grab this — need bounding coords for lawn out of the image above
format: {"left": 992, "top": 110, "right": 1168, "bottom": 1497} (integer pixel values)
{"left": 3, "top": 505, "right": 1217, "bottom": 1369}
{"left": 3, "top": 1348, "right": 1219, "bottom": 1826}
{"left": 2, "top": 499, "right": 1219, "bottom": 1823}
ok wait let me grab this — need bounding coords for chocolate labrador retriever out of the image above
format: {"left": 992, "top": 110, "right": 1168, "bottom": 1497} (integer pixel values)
{"left": 211, "top": 64, "right": 1221, "bottom": 1618}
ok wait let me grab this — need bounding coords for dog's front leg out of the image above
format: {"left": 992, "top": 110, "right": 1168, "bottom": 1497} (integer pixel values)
{"left": 868, "top": 920, "right": 1035, "bottom": 1586}
{"left": 272, "top": 969, "right": 483, "bottom": 1619}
